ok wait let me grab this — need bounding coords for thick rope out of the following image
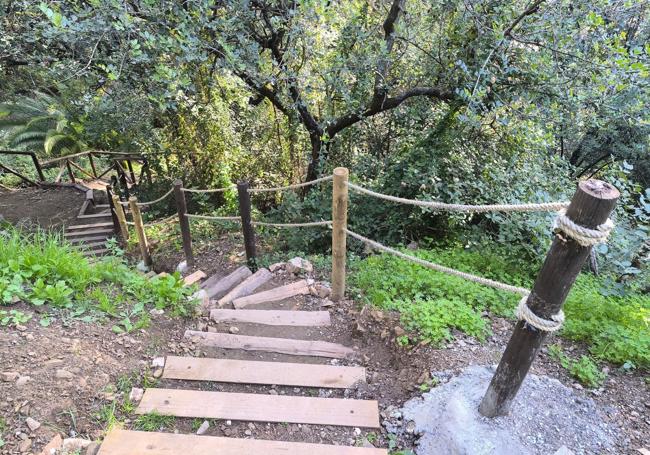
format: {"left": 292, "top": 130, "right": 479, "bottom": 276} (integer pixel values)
{"left": 252, "top": 220, "right": 332, "bottom": 228}
{"left": 553, "top": 210, "right": 614, "bottom": 246}
{"left": 126, "top": 214, "right": 177, "bottom": 227}
{"left": 248, "top": 175, "right": 334, "bottom": 193}
{"left": 346, "top": 182, "right": 570, "bottom": 213}
{"left": 135, "top": 188, "right": 174, "bottom": 207}
{"left": 516, "top": 296, "right": 565, "bottom": 332}
{"left": 343, "top": 228, "right": 530, "bottom": 296}
{"left": 185, "top": 214, "right": 241, "bottom": 222}
{"left": 183, "top": 185, "right": 236, "bottom": 194}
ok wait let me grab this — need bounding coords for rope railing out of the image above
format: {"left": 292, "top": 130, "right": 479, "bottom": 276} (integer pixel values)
{"left": 252, "top": 220, "right": 332, "bottom": 228}
{"left": 185, "top": 214, "right": 241, "bottom": 222}
{"left": 346, "top": 181, "right": 570, "bottom": 213}
{"left": 118, "top": 188, "right": 174, "bottom": 207}
{"left": 248, "top": 175, "right": 333, "bottom": 193}
{"left": 182, "top": 185, "right": 236, "bottom": 194}
{"left": 126, "top": 214, "right": 177, "bottom": 227}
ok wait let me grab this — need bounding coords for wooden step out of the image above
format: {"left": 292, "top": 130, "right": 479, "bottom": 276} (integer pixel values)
{"left": 232, "top": 280, "right": 310, "bottom": 309}
{"left": 136, "top": 388, "right": 380, "bottom": 428}
{"left": 67, "top": 221, "right": 114, "bottom": 230}
{"left": 185, "top": 330, "right": 355, "bottom": 359}
{"left": 210, "top": 309, "right": 331, "bottom": 326}
{"left": 74, "top": 241, "right": 107, "bottom": 250}
{"left": 82, "top": 248, "right": 108, "bottom": 256}
{"left": 217, "top": 268, "right": 272, "bottom": 306}
{"left": 200, "top": 272, "right": 223, "bottom": 290}
{"left": 204, "top": 266, "right": 252, "bottom": 299}
{"left": 64, "top": 228, "right": 114, "bottom": 237}
{"left": 68, "top": 235, "right": 109, "bottom": 244}
{"left": 98, "top": 429, "right": 387, "bottom": 455}
{"left": 163, "top": 356, "right": 365, "bottom": 388}
{"left": 77, "top": 211, "right": 113, "bottom": 219}
{"left": 183, "top": 270, "right": 206, "bottom": 286}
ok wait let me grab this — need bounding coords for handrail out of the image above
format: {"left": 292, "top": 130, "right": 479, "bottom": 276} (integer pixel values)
{"left": 41, "top": 150, "right": 142, "bottom": 167}
{"left": 0, "top": 150, "right": 45, "bottom": 181}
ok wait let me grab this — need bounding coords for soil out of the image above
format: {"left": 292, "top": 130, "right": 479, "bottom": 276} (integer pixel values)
{"left": 0, "top": 187, "right": 85, "bottom": 230}
{"left": 0, "top": 231, "right": 648, "bottom": 454}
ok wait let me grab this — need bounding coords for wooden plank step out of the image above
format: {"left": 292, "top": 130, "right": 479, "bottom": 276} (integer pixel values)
{"left": 204, "top": 266, "right": 251, "bottom": 299}
{"left": 98, "top": 429, "right": 387, "bottom": 455}
{"left": 64, "top": 228, "right": 113, "bottom": 237}
{"left": 232, "top": 280, "right": 310, "bottom": 309}
{"left": 67, "top": 221, "right": 114, "bottom": 230}
{"left": 217, "top": 268, "right": 272, "bottom": 306}
{"left": 82, "top": 248, "right": 108, "bottom": 256}
{"left": 163, "top": 356, "right": 364, "bottom": 388}
{"left": 136, "top": 388, "right": 380, "bottom": 428}
{"left": 183, "top": 270, "right": 206, "bottom": 286}
{"left": 68, "top": 235, "right": 109, "bottom": 244}
{"left": 199, "top": 272, "right": 223, "bottom": 290}
{"left": 74, "top": 241, "right": 107, "bottom": 250}
{"left": 210, "top": 308, "right": 331, "bottom": 326}
{"left": 185, "top": 330, "right": 355, "bottom": 359}
{"left": 77, "top": 211, "right": 113, "bottom": 219}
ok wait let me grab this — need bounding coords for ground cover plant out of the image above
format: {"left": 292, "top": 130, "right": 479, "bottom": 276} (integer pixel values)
{"left": 350, "top": 244, "right": 650, "bottom": 375}
{"left": 0, "top": 226, "right": 197, "bottom": 331}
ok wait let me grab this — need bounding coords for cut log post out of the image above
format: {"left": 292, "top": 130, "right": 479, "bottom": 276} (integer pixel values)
{"left": 479, "top": 180, "right": 619, "bottom": 417}
{"left": 217, "top": 268, "right": 272, "bottom": 307}
{"left": 111, "top": 194, "right": 130, "bottom": 243}
{"left": 203, "top": 266, "right": 252, "bottom": 299}
{"left": 106, "top": 185, "right": 122, "bottom": 240}
{"left": 237, "top": 181, "right": 257, "bottom": 271}
{"left": 129, "top": 197, "right": 152, "bottom": 267}
{"left": 173, "top": 180, "right": 194, "bottom": 267}
{"left": 232, "top": 280, "right": 310, "bottom": 309}
{"left": 331, "top": 167, "right": 349, "bottom": 301}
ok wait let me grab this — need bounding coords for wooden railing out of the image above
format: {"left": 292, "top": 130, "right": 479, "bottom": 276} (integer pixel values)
{"left": 0, "top": 150, "right": 45, "bottom": 185}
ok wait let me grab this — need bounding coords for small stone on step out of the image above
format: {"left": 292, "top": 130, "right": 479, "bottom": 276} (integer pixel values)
{"left": 196, "top": 420, "right": 210, "bottom": 435}
{"left": 25, "top": 417, "right": 41, "bottom": 431}
{"left": 18, "top": 438, "right": 32, "bottom": 453}
{"left": 286, "top": 257, "right": 313, "bottom": 275}
{"left": 151, "top": 357, "right": 165, "bottom": 368}
{"left": 153, "top": 368, "right": 163, "bottom": 378}
{"left": 56, "top": 369, "right": 74, "bottom": 380}
{"left": 129, "top": 388, "right": 144, "bottom": 403}
{"left": 63, "top": 438, "right": 92, "bottom": 452}
{"left": 229, "top": 326, "right": 240, "bottom": 334}
{"left": 0, "top": 372, "right": 19, "bottom": 382}
{"left": 15, "top": 376, "right": 31, "bottom": 387}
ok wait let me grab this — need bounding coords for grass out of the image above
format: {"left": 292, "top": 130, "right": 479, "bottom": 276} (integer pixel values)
{"left": 133, "top": 412, "right": 175, "bottom": 431}
{"left": 0, "top": 226, "right": 198, "bottom": 330}
{"left": 350, "top": 244, "right": 649, "bottom": 370}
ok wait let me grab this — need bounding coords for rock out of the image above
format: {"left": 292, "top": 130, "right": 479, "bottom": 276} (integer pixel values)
{"left": 56, "top": 369, "right": 74, "bottom": 380}
{"left": 15, "top": 376, "right": 30, "bottom": 387}
{"left": 407, "top": 241, "right": 419, "bottom": 250}
{"left": 320, "top": 299, "right": 334, "bottom": 308}
{"left": 151, "top": 357, "right": 165, "bottom": 368}
{"left": 310, "top": 282, "right": 331, "bottom": 298}
{"left": 285, "top": 257, "right": 313, "bottom": 275}
{"left": 554, "top": 446, "right": 575, "bottom": 455}
{"left": 244, "top": 429, "right": 252, "bottom": 436}
{"left": 18, "top": 438, "right": 32, "bottom": 453}
{"left": 268, "top": 262, "right": 285, "bottom": 272}
{"left": 394, "top": 326, "right": 406, "bottom": 337}
{"left": 62, "top": 438, "right": 92, "bottom": 453}
{"left": 85, "top": 442, "right": 101, "bottom": 455}
{"left": 0, "top": 371, "right": 19, "bottom": 382}
{"left": 149, "top": 308, "right": 165, "bottom": 317}
{"left": 229, "top": 326, "right": 240, "bottom": 334}
{"left": 25, "top": 417, "right": 41, "bottom": 431}
{"left": 136, "top": 261, "right": 150, "bottom": 273}
{"left": 153, "top": 368, "right": 163, "bottom": 378}
{"left": 196, "top": 420, "right": 210, "bottom": 435}
{"left": 129, "top": 388, "right": 144, "bottom": 403}
{"left": 40, "top": 434, "right": 63, "bottom": 454}
{"left": 176, "top": 261, "right": 189, "bottom": 273}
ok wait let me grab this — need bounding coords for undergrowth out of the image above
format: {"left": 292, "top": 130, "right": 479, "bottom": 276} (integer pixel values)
{"left": 350, "top": 245, "right": 649, "bottom": 370}
{"left": 0, "top": 227, "right": 197, "bottom": 331}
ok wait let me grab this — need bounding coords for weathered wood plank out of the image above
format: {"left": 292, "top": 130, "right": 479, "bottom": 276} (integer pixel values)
{"left": 163, "top": 356, "right": 363, "bottom": 388}
{"left": 232, "top": 280, "right": 310, "bottom": 308}
{"left": 210, "top": 308, "right": 330, "bottom": 326}
{"left": 183, "top": 270, "right": 206, "bottom": 286}
{"left": 97, "top": 429, "right": 387, "bottom": 455}
{"left": 217, "top": 268, "right": 272, "bottom": 306}
{"left": 185, "top": 330, "right": 354, "bottom": 359}
{"left": 64, "top": 228, "right": 113, "bottom": 237}
{"left": 204, "top": 266, "right": 252, "bottom": 299}
{"left": 136, "top": 388, "right": 379, "bottom": 428}
{"left": 68, "top": 235, "right": 109, "bottom": 244}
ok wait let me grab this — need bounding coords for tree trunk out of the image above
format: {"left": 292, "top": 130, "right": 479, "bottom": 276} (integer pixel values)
{"left": 305, "top": 132, "right": 323, "bottom": 183}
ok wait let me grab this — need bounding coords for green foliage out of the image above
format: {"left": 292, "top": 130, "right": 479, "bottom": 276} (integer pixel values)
{"left": 133, "top": 412, "right": 174, "bottom": 432}
{"left": 352, "top": 245, "right": 649, "bottom": 369}
{"left": 0, "top": 309, "right": 32, "bottom": 326}
{"left": 548, "top": 345, "right": 607, "bottom": 388}
{"left": 0, "top": 227, "right": 197, "bottom": 330}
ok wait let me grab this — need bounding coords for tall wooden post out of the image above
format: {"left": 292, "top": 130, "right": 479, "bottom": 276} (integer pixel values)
{"left": 65, "top": 159, "right": 76, "bottom": 183}
{"left": 30, "top": 153, "right": 45, "bottom": 181}
{"left": 88, "top": 153, "right": 97, "bottom": 179}
{"left": 237, "top": 181, "right": 257, "bottom": 271}
{"left": 331, "top": 167, "right": 349, "bottom": 301}
{"left": 106, "top": 185, "right": 121, "bottom": 240}
{"left": 111, "top": 194, "right": 130, "bottom": 244}
{"left": 126, "top": 159, "right": 137, "bottom": 185}
{"left": 173, "top": 180, "right": 194, "bottom": 267}
{"left": 129, "top": 197, "right": 152, "bottom": 267}
{"left": 479, "top": 180, "right": 619, "bottom": 417}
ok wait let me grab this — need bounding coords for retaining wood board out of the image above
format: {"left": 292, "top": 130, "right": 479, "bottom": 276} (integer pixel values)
{"left": 97, "top": 429, "right": 387, "bottom": 455}
{"left": 136, "top": 388, "right": 380, "bottom": 427}
{"left": 64, "top": 228, "right": 113, "bottom": 237}
{"left": 210, "top": 308, "right": 331, "bottom": 326}
{"left": 185, "top": 330, "right": 354, "bottom": 359}
{"left": 217, "top": 268, "right": 272, "bottom": 306}
{"left": 67, "top": 222, "right": 113, "bottom": 230}
{"left": 163, "top": 356, "right": 364, "bottom": 388}
{"left": 183, "top": 270, "right": 206, "bottom": 286}
{"left": 204, "top": 266, "right": 252, "bottom": 299}
{"left": 232, "top": 280, "right": 310, "bottom": 308}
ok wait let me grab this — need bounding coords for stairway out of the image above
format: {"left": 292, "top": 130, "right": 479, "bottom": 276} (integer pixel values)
{"left": 98, "top": 264, "right": 386, "bottom": 454}
{"left": 64, "top": 190, "right": 116, "bottom": 257}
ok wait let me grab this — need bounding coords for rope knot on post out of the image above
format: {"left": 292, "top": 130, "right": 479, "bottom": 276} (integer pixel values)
{"left": 515, "top": 295, "right": 565, "bottom": 332}
{"left": 553, "top": 210, "right": 614, "bottom": 247}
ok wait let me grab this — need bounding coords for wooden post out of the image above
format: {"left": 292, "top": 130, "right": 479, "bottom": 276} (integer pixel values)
{"left": 479, "top": 180, "right": 619, "bottom": 417}
{"left": 127, "top": 159, "right": 137, "bottom": 185}
{"left": 88, "top": 153, "right": 97, "bottom": 178}
{"left": 331, "top": 167, "right": 349, "bottom": 301}
{"left": 111, "top": 194, "right": 130, "bottom": 243}
{"left": 237, "top": 181, "right": 257, "bottom": 271}
{"left": 65, "top": 159, "right": 76, "bottom": 183}
{"left": 129, "top": 197, "right": 152, "bottom": 267}
{"left": 173, "top": 180, "right": 194, "bottom": 267}
{"left": 116, "top": 161, "right": 130, "bottom": 199}
{"left": 30, "top": 153, "right": 45, "bottom": 181}
{"left": 106, "top": 185, "right": 121, "bottom": 240}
